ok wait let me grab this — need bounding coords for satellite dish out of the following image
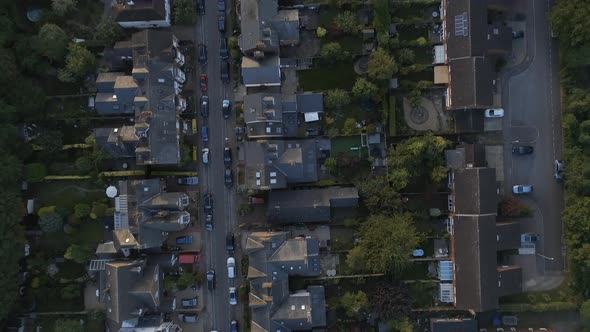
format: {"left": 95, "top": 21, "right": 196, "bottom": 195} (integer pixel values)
{"left": 106, "top": 186, "right": 118, "bottom": 198}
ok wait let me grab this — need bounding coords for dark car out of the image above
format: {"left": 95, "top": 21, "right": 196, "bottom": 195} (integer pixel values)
{"left": 178, "top": 314, "right": 198, "bottom": 323}
{"left": 512, "top": 30, "right": 525, "bottom": 39}
{"left": 230, "top": 320, "right": 238, "bottom": 332}
{"left": 206, "top": 270, "right": 215, "bottom": 290}
{"left": 196, "top": 0, "right": 205, "bottom": 14}
{"left": 217, "top": 0, "right": 225, "bottom": 12}
{"left": 199, "top": 73, "right": 208, "bottom": 91}
{"left": 203, "top": 193, "right": 213, "bottom": 213}
{"left": 554, "top": 159, "right": 564, "bottom": 181}
{"left": 221, "top": 60, "right": 230, "bottom": 83}
{"left": 219, "top": 38, "right": 229, "bottom": 59}
{"left": 226, "top": 234, "right": 235, "bottom": 253}
{"left": 512, "top": 145, "right": 534, "bottom": 155}
{"left": 198, "top": 44, "right": 207, "bottom": 65}
{"left": 201, "top": 95, "right": 209, "bottom": 118}
{"left": 201, "top": 126, "right": 209, "bottom": 142}
{"left": 222, "top": 100, "right": 231, "bottom": 119}
{"left": 224, "top": 168, "right": 233, "bottom": 188}
{"left": 205, "top": 213, "right": 213, "bottom": 231}
{"left": 218, "top": 14, "right": 225, "bottom": 32}
{"left": 223, "top": 147, "right": 232, "bottom": 167}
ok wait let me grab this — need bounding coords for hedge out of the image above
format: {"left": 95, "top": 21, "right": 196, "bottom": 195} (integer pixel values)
{"left": 500, "top": 301, "right": 577, "bottom": 313}
{"left": 44, "top": 175, "right": 92, "bottom": 180}
{"left": 388, "top": 95, "right": 396, "bottom": 136}
{"left": 151, "top": 171, "right": 198, "bottom": 176}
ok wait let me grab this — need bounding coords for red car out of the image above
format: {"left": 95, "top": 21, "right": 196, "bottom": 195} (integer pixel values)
{"left": 200, "top": 73, "right": 208, "bottom": 91}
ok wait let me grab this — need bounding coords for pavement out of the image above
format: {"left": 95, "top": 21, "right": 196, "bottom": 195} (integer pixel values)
{"left": 193, "top": 1, "right": 242, "bottom": 330}
{"left": 500, "top": 0, "right": 565, "bottom": 281}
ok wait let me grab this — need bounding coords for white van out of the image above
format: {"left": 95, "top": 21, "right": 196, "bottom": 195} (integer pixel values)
{"left": 227, "top": 257, "right": 235, "bottom": 279}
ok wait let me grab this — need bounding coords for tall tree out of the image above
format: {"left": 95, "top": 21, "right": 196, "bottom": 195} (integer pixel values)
{"left": 347, "top": 214, "right": 419, "bottom": 274}
{"left": 340, "top": 291, "right": 368, "bottom": 318}
{"left": 386, "top": 133, "right": 449, "bottom": 189}
{"left": 324, "top": 89, "right": 351, "bottom": 110}
{"left": 320, "top": 42, "right": 348, "bottom": 64}
{"left": 352, "top": 78, "right": 379, "bottom": 101}
{"left": 334, "top": 11, "right": 358, "bottom": 35}
{"left": 95, "top": 16, "right": 122, "bottom": 48}
{"left": 369, "top": 282, "right": 411, "bottom": 320}
{"left": 368, "top": 47, "right": 397, "bottom": 80}
{"left": 173, "top": 0, "right": 197, "bottom": 25}
{"left": 36, "top": 24, "right": 69, "bottom": 63}
{"left": 39, "top": 212, "right": 64, "bottom": 233}
{"left": 356, "top": 176, "right": 401, "bottom": 215}
{"left": 550, "top": 0, "right": 590, "bottom": 49}
{"left": 52, "top": 0, "right": 77, "bottom": 16}
{"left": 59, "top": 42, "right": 95, "bottom": 82}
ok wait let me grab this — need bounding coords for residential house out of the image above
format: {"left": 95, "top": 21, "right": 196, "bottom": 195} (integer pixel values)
{"left": 444, "top": 151, "right": 523, "bottom": 312}
{"left": 99, "top": 258, "right": 180, "bottom": 332}
{"left": 430, "top": 318, "right": 477, "bottom": 332}
{"left": 239, "top": 0, "right": 300, "bottom": 87}
{"left": 267, "top": 187, "right": 359, "bottom": 224}
{"left": 243, "top": 139, "right": 319, "bottom": 190}
{"left": 112, "top": 0, "right": 171, "bottom": 29}
{"left": 243, "top": 92, "right": 324, "bottom": 139}
{"left": 96, "top": 179, "right": 190, "bottom": 257}
{"left": 246, "top": 232, "right": 326, "bottom": 331}
{"left": 94, "top": 30, "right": 186, "bottom": 165}
{"left": 436, "top": 0, "right": 512, "bottom": 110}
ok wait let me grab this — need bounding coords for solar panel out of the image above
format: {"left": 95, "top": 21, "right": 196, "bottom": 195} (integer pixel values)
{"left": 454, "top": 13, "right": 468, "bottom": 36}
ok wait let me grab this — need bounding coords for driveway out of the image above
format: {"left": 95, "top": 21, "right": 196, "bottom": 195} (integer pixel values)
{"left": 193, "top": 0, "right": 242, "bottom": 330}
{"left": 501, "top": 0, "right": 564, "bottom": 277}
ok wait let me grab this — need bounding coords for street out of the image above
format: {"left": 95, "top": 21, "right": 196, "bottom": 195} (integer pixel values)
{"left": 501, "top": 0, "right": 564, "bottom": 276}
{"left": 193, "top": 0, "right": 240, "bottom": 330}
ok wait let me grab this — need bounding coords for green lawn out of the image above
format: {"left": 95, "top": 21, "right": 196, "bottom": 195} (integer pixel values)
{"left": 397, "top": 25, "right": 429, "bottom": 42}
{"left": 36, "top": 180, "right": 105, "bottom": 210}
{"left": 408, "top": 282, "right": 437, "bottom": 308}
{"left": 330, "top": 135, "right": 369, "bottom": 159}
{"left": 399, "top": 262, "right": 430, "bottom": 280}
{"left": 299, "top": 62, "right": 357, "bottom": 91}
{"left": 330, "top": 226, "right": 357, "bottom": 251}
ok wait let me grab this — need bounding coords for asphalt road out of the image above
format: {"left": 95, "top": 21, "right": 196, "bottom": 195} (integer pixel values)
{"left": 502, "top": 0, "right": 564, "bottom": 272}
{"left": 194, "top": 1, "right": 239, "bottom": 330}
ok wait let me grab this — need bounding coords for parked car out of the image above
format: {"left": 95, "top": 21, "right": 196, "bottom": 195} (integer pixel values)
{"left": 201, "top": 95, "right": 209, "bottom": 117}
{"left": 205, "top": 213, "right": 213, "bottom": 231}
{"left": 207, "top": 270, "right": 215, "bottom": 290}
{"left": 230, "top": 320, "right": 238, "bottom": 332}
{"left": 222, "top": 100, "right": 231, "bottom": 119}
{"left": 512, "top": 30, "right": 525, "bottom": 39}
{"left": 201, "top": 126, "right": 209, "bottom": 143}
{"left": 554, "top": 159, "right": 564, "bottom": 181}
{"left": 227, "top": 257, "right": 236, "bottom": 278}
{"left": 177, "top": 176, "right": 198, "bottom": 185}
{"left": 176, "top": 236, "right": 193, "bottom": 245}
{"left": 217, "top": 0, "right": 225, "bottom": 12}
{"left": 202, "top": 148, "right": 209, "bottom": 164}
{"left": 224, "top": 168, "right": 233, "bottom": 188}
{"left": 221, "top": 61, "right": 230, "bottom": 83}
{"left": 226, "top": 234, "right": 235, "bottom": 253}
{"left": 218, "top": 14, "right": 225, "bottom": 32}
{"left": 196, "top": 0, "right": 205, "bottom": 14}
{"left": 181, "top": 298, "right": 198, "bottom": 308}
{"left": 203, "top": 193, "right": 213, "bottom": 213}
{"left": 178, "top": 314, "right": 198, "bottom": 323}
{"left": 198, "top": 44, "right": 208, "bottom": 65}
{"left": 223, "top": 147, "right": 232, "bottom": 167}
{"left": 512, "top": 185, "right": 533, "bottom": 194}
{"left": 484, "top": 108, "right": 504, "bottom": 118}
{"left": 512, "top": 146, "right": 534, "bottom": 155}
{"left": 521, "top": 232, "right": 539, "bottom": 243}
{"left": 199, "top": 73, "right": 208, "bottom": 91}
{"left": 229, "top": 287, "right": 237, "bottom": 305}
{"left": 219, "top": 38, "right": 229, "bottom": 59}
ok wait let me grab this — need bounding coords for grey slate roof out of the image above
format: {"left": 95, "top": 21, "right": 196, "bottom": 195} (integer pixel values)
{"left": 240, "top": 0, "right": 279, "bottom": 53}
{"left": 244, "top": 139, "right": 318, "bottom": 190}
{"left": 94, "top": 30, "right": 184, "bottom": 165}
{"left": 246, "top": 232, "right": 325, "bottom": 331}
{"left": 496, "top": 222, "right": 521, "bottom": 251}
{"left": 267, "top": 187, "right": 359, "bottom": 223}
{"left": 113, "top": 179, "right": 190, "bottom": 251}
{"left": 445, "top": 143, "right": 486, "bottom": 169}
{"left": 448, "top": 57, "right": 494, "bottom": 110}
{"left": 497, "top": 266, "right": 522, "bottom": 297}
{"left": 103, "top": 259, "right": 163, "bottom": 331}
{"left": 445, "top": 0, "right": 487, "bottom": 60}
{"left": 241, "top": 55, "right": 282, "bottom": 87}
{"left": 452, "top": 167, "right": 498, "bottom": 215}
{"left": 296, "top": 93, "right": 324, "bottom": 114}
{"left": 112, "top": 0, "right": 169, "bottom": 24}
{"left": 453, "top": 215, "right": 498, "bottom": 312}
{"left": 430, "top": 318, "right": 477, "bottom": 332}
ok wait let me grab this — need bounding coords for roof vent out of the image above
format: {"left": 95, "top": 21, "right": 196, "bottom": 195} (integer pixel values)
{"left": 158, "top": 78, "right": 165, "bottom": 83}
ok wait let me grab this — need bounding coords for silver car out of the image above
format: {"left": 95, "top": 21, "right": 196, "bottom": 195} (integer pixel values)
{"left": 513, "top": 185, "right": 533, "bottom": 194}
{"left": 229, "top": 287, "right": 237, "bottom": 305}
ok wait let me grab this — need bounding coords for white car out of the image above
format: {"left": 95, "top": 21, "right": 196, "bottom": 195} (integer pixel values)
{"left": 484, "top": 108, "right": 505, "bottom": 118}
{"left": 202, "top": 148, "right": 209, "bottom": 164}
{"left": 227, "top": 257, "right": 236, "bottom": 279}
{"left": 229, "top": 287, "right": 237, "bottom": 305}
{"left": 513, "top": 184, "right": 533, "bottom": 194}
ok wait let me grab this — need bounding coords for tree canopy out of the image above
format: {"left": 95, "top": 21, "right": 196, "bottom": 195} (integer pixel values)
{"left": 369, "top": 282, "right": 411, "bottom": 320}
{"left": 352, "top": 78, "right": 379, "bottom": 100}
{"left": 95, "top": 16, "right": 122, "bottom": 48}
{"left": 386, "top": 133, "right": 449, "bottom": 189}
{"left": 368, "top": 47, "right": 397, "bottom": 80}
{"left": 173, "top": 0, "right": 197, "bottom": 25}
{"left": 37, "top": 24, "right": 69, "bottom": 63}
{"left": 39, "top": 212, "right": 64, "bottom": 233}
{"left": 334, "top": 11, "right": 358, "bottom": 34}
{"left": 64, "top": 244, "right": 94, "bottom": 264}
{"left": 320, "top": 42, "right": 349, "bottom": 64}
{"left": 324, "top": 89, "right": 351, "bottom": 110}
{"left": 356, "top": 176, "right": 401, "bottom": 215}
{"left": 340, "top": 291, "right": 368, "bottom": 318}
{"left": 59, "top": 42, "right": 95, "bottom": 82}
{"left": 347, "top": 214, "right": 419, "bottom": 274}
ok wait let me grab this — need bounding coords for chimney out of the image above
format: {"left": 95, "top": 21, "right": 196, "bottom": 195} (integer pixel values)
{"left": 253, "top": 50, "right": 264, "bottom": 60}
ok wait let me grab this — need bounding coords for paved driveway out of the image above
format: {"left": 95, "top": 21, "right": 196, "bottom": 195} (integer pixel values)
{"left": 194, "top": 0, "right": 241, "bottom": 330}
{"left": 501, "top": 0, "right": 564, "bottom": 276}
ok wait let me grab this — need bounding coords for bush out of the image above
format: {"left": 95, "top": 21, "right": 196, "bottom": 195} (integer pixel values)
{"left": 39, "top": 212, "right": 64, "bottom": 233}
{"left": 38, "top": 206, "right": 56, "bottom": 217}
{"left": 74, "top": 203, "right": 90, "bottom": 218}
{"left": 75, "top": 156, "right": 94, "bottom": 174}
{"left": 90, "top": 202, "right": 108, "bottom": 219}
{"left": 316, "top": 27, "right": 327, "bottom": 38}
{"left": 499, "top": 196, "right": 531, "bottom": 217}
{"left": 26, "top": 163, "right": 46, "bottom": 182}
{"left": 173, "top": 0, "right": 197, "bottom": 25}
{"left": 334, "top": 11, "right": 359, "bottom": 34}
